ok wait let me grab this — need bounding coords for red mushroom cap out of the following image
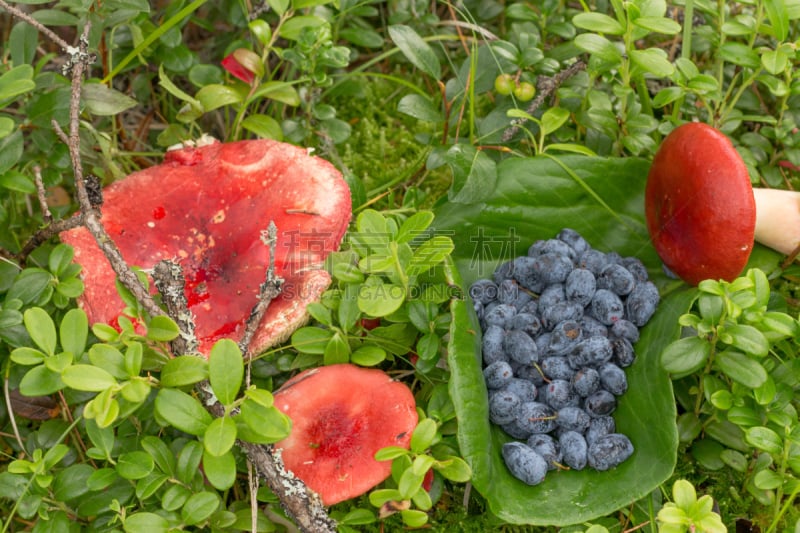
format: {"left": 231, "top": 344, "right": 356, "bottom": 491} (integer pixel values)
{"left": 273, "top": 364, "right": 418, "bottom": 506}
{"left": 645, "top": 122, "right": 756, "bottom": 285}
{"left": 60, "top": 139, "right": 351, "bottom": 355}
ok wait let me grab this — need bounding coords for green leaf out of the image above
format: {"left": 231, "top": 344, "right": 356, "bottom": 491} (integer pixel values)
{"left": 116, "top": 451, "right": 155, "bottom": 480}
{"left": 0, "top": 65, "right": 35, "bottom": 102}
{"left": 209, "top": 339, "right": 243, "bottom": 406}
{"left": 176, "top": 440, "right": 204, "bottom": 485}
{"left": 540, "top": 107, "right": 571, "bottom": 136}
{"left": 661, "top": 336, "right": 711, "bottom": 376}
{"left": 204, "top": 416, "right": 237, "bottom": 457}
{"left": 203, "top": 448, "right": 237, "bottom": 490}
{"left": 24, "top": 307, "right": 56, "bottom": 356}
{"left": 160, "top": 355, "right": 209, "bottom": 387}
{"left": 745, "top": 426, "right": 783, "bottom": 456}
{"left": 714, "top": 350, "right": 767, "bottom": 388}
{"left": 81, "top": 83, "right": 138, "bottom": 116}
{"left": 410, "top": 418, "right": 437, "bottom": 453}
{"left": 61, "top": 365, "right": 117, "bottom": 392}
{"left": 323, "top": 331, "right": 351, "bottom": 365}
{"left": 146, "top": 315, "right": 180, "bottom": 341}
{"left": 435, "top": 170, "right": 688, "bottom": 525}
{"left": 443, "top": 143, "right": 498, "bottom": 204}
{"left": 154, "top": 388, "right": 212, "bottom": 436}
{"left": 572, "top": 13, "right": 625, "bottom": 34}
{"left": 291, "top": 326, "right": 333, "bottom": 354}
{"left": 397, "top": 94, "right": 442, "bottom": 122}
{"left": 195, "top": 84, "right": 242, "bottom": 112}
{"left": 358, "top": 282, "right": 406, "bottom": 316}
{"left": 59, "top": 308, "right": 88, "bottom": 357}
{"left": 181, "top": 491, "right": 219, "bottom": 526}
{"left": 237, "top": 399, "right": 292, "bottom": 443}
{"left": 630, "top": 48, "right": 675, "bottom": 77}
{"left": 724, "top": 324, "right": 768, "bottom": 357}
{"left": 434, "top": 455, "right": 472, "bottom": 483}
{"left": 397, "top": 211, "right": 435, "bottom": 243}
{"left": 266, "top": 0, "right": 289, "bottom": 15}
{"left": 633, "top": 16, "right": 682, "bottom": 35}
{"left": 252, "top": 81, "right": 301, "bottom": 106}
{"left": 278, "top": 15, "right": 327, "bottom": 41}
{"left": 88, "top": 344, "right": 128, "bottom": 380}
{"left": 350, "top": 345, "right": 387, "bottom": 366}
{"left": 10, "top": 347, "right": 46, "bottom": 365}
{"left": 761, "top": 47, "right": 789, "bottom": 75}
{"left": 124, "top": 512, "right": 169, "bottom": 533}
{"left": 388, "top": 25, "right": 441, "bottom": 79}
{"left": 764, "top": 0, "right": 789, "bottom": 40}
{"left": 141, "top": 435, "right": 176, "bottom": 476}
{"left": 242, "top": 114, "right": 283, "bottom": 140}
{"left": 719, "top": 42, "right": 760, "bottom": 69}
{"left": 574, "top": 33, "right": 622, "bottom": 63}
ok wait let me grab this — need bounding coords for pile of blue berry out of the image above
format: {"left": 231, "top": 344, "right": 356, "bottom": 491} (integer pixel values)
{"left": 470, "top": 228, "right": 660, "bottom": 486}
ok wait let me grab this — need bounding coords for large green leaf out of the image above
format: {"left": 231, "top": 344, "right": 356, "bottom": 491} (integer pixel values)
{"left": 437, "top": 155, "right": 692, "bottom": 525}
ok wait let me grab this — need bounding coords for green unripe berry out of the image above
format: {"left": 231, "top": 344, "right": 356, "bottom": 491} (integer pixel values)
{"left": 494, "top": 74, "right": 515, "bottom": 96}
{"left": 514, "top": 81, "right": 536, "bottom": 102}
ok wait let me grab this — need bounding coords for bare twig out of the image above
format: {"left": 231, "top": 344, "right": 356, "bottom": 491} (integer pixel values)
{"left": 152, "top": 260, "right": 199, "bottom": 356}
{"left": 238, "top": 221, "right": 284, "bottom": 358}
{"left": 16, "top": 215, "right": 86, "bottom": 263}
{"left": 32, "top": 166, "right": 52, "bottom": 224}
{"left": 501, "top": 60, "right": 587, "bottom": 142}
{"left": 0, "top": 0, "right": 71, "bottom": 50}
{"left": 50, "top": 24, "right": 163, "bottom": 319}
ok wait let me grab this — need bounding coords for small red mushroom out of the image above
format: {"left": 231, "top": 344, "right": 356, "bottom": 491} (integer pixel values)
{"left": 272, "top": 364, "right": 418, "bottom": 506}
{"left": 645, "top": 122, "right": 800, "bottom": 285}
{"left": 60, "top": 138, "right": 351, "bottom": 355}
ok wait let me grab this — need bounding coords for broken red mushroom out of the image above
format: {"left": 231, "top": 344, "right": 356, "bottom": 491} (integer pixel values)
{"left": 60, "top": 138, "right": 351, "bottom": 355}
{"left": 272, "top": 364, "right": 418, "bottom": 506}
{"left": 645, "top": 122, "right": 800, "bottom": 285}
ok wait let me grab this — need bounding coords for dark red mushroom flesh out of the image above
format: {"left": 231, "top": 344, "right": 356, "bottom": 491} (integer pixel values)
{"left": 272, "top": 364, "right": 418, "bottom": 506}
{"left": 645, "top": 122, "right": 756, "bottom": 285}
{"left": 61, "top": 138, "right": 351, "bottom": 355}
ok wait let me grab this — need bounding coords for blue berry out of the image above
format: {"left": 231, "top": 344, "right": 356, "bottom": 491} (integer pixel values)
{"left": 543, "top": 379, "right": 578, "bottom": 410}
{"left": 518, "top": 299, "right": 538, "bottom": 316}
{"left": 498, "top": 279, "right": 533, "bottom": 310}
{"left": 538, "top": 284, "right": 566, "bottom": 310}
{"left": 556, "top": 406, "right": 591, "bottom": 433}
{"left": 586, "top": 415, "right": 616, "bottom": 445}
{"left": 584, "top": 389, "right": 616, "bottom": 417}
{"left": 470, "top": 279, "right": 498, "bottom": 304}
{"left": 489, "top": 390, "right": 521, "bottom": 425}
{"left": 504, "top": 329, "right": 539, "bottom": 365}
{"left": 514, "top": 364, "right": 546, "bottom": 387}
{"left": 473, "top": 300, "right": 484, "bottom": 321}
{"left": 621, "top": 256, "right": 649, "bottom": 282}
{"left": 512, "top": 256, "right": 543, "bottom": 292}
{"left": 598, "top": 362, "right": 628, "bottom": 395}
{"left": 557, "top": 228, "right": 590, "bottom": 256}
{"left": 527, "top": 433, "right": 562, "bottom": 470}
{"left": 493, "top": 260, "right": 515, "bottom": 284}
{"left": 483, "top": 303, "right": 517, "bottom": 328}
{"left": 541, "top": 356, "right": 574, "bottom": 380}
{"left": 559, "top": 431, "right": 588, "bottom": 470}
{"left": 502, "top": 442, "right": 548, "bottom": 485}
{"left": 578, "top": 249, "right": 608, "bottom": 276}
{"left": 580, "top": 316, "right": 608, "bottom": 338}
{"left": 540, "top": 239, "right": 577, "bottom": 261}
{"left": 510, "top": 312, "right": 542, "bottom": 339}
{"left": 597, "top": 263, "right": 636, "bottom": 296}
{"left": 590, "top": 289, "right": 625, "bottom": 325}
{"left": 569, "top": 335, "right": 613, "bottom": 368}
{"left": 502, "top": 378, "right": 538, "bottom": 403}
{"left": 587, "top": 433, "right": 634, "bottom": 471}
{"left": 571, "top": 367, "right": 600, "bottom": 397}
{"left": 482, "top": 325, "right": 506, "bottom": 366}
{"left": 527, "top": 240, "right": 547, "bottom": 257}
{"left": 484, "top": 360, "right": 513, "bottom": 389}
{"left": 565, "top": 268, "right": 596, "bottom": 307}
{"left": 610, "top": 319, "right": 639, "bottom": 343}
{"left": 612, "top": 337, "right": 636, "bottom": 367}
{"left": 516, "top": 402, "right": 557, "bottom": 435}
{"left": 533, "top": 253, "right": 574, "bottom": 285}
{"left": 547, "top": 319, "right": 582, "bottom": 356}
{"left": 541, "top": 301, "right": 584, "bottom": 331}
{"left": 626, "top": 281, "right": 660, "bottom": 327}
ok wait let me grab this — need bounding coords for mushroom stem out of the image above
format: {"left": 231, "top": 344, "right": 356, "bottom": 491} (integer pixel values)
{"left": 752, "top": 188, "right": 800, "bottom": 256}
